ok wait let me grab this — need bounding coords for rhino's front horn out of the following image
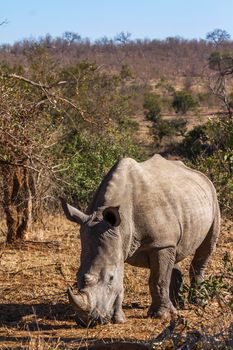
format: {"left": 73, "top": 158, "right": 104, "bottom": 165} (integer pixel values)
{"left": 67, "top": 288, "right": 90, "bottom": 312}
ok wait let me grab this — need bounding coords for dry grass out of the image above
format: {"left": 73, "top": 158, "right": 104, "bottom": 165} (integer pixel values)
{"left": 0, "top": 216, "right": 232, "bottom": 349}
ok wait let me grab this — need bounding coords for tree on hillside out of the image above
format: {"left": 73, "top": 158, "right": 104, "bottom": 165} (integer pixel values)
{"left": 114, "top": 31, "right": 132, "bottom": 45}
{"left": 206, "top": 29, "right": 231, "bottom": 47}
{"left": 208, "top": 51, "right": 233, "bottom": 118}
{"left": 62, "top": 31, "right": 82, "bottom": 45}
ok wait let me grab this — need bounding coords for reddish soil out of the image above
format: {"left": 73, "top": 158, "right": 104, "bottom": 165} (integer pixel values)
{"left": 0, "top": 216, "right": 232, "bottom": 349}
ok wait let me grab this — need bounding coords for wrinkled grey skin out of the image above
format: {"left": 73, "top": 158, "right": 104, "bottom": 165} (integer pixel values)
{"left": 62, "top": 154, "right": 220, "bottom": 326}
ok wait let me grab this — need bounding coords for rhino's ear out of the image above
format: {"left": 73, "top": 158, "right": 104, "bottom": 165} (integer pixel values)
{"left": 60, "top": 198, "right": 88, "bottom": 225}
{"left": 103, "top": 206, "right": 121, "bottom": 227}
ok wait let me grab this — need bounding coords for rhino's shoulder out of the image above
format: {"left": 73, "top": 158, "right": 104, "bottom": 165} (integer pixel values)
{"left": 112, "top": 157, "right": 141, "bottom": 179}
{"left": 117, "top": 157, "right": 139, "bottom": 169}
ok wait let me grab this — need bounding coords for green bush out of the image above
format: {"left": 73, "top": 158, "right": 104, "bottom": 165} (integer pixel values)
{"left": 152, "top": 119, "right": 174, "bottom": 143}
{"left": 181, "top": 118, "right": 233, "bottom": 217}
{"left": 172, "top": 90, "right": 198, "bottom": 114}
{"left": 195, "top": 149, "right": 233, "bottom": 217}
{"left": 187, "top": 252, "right": 233, "bottom": 309}
{"left": 180, "top": 124, "right": 209, "bottom": 158}
{"left": 143, "top": 93, "right": 161, "bottom": 122}
{"left": 60, "top": 129, "right": 142, "bottom": 207}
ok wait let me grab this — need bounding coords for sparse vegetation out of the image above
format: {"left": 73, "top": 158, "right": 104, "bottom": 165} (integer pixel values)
{"left": 179, "top": 117, "right": 233, "bottom": 217}
{"left": 186, "top": 251, "right": 233, "bottom": 309}
{"left": 0, "top": 31, "right": 233, "bottom": 349}
{"left": 0, "top": 59, "right": 142, "bottom": 240}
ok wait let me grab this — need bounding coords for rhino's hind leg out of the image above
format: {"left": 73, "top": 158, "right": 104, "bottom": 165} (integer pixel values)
{"left": 169, "top": 265, "right": 184, "bottom": 309}
{"left": 189, "top": 205, "right": 220, "bottom": 303}
{"left": 148, "top": 247, "right": 177, "bottom": 318}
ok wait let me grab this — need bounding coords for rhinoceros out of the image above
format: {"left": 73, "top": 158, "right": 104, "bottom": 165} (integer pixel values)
{"left": 61, "top": 154, "right": 220, "bottom": 326}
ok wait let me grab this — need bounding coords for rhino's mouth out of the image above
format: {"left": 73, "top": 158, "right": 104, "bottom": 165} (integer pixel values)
{"left": 67, "top": 288, "right": 112, "bottom": 327}
{"left": 75, "top": 310, "right": 111, "bottom": 327}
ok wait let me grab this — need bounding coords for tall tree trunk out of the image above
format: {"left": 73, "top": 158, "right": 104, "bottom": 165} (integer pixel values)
{"left": 2, "top": 164, "right": 32, "bottom": 243}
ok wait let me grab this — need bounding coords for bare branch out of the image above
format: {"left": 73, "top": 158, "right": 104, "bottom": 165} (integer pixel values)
{"left": 0, "top": 19, "right": 8, "bottom": 26}
{"left": 3, "top": 73, "right": 71, "bottom": 89}
{"left": 0, "top": 158, "right": 40, "bottom": 172}
{"left": 4, "top": 73, "right": 50, "bottom": 88}
{"left": 2, "top": 73, "right": 96, "bottom": 124}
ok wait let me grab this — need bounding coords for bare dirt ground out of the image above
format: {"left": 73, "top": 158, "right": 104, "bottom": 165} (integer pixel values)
{"left": 0, "top": 216, "right": 232, "bottom": 349}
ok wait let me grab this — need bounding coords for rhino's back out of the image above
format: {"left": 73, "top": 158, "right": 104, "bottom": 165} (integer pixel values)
{"left": 90, "top": 155, "right": 218, "bottom": 258}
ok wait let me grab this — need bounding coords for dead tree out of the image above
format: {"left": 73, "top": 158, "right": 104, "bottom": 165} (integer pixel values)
{"left": 208, "top": 52, "right": 233, "bottom": 118}
{"left": 2, "top": 163, "right": 32, "bottom": 242}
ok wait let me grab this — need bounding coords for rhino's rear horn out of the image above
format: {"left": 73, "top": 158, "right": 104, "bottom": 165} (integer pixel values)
{"left": 67, "top": 287, "right": 90, "bottom": 312}
{"left": 60, "top": 198, "right": 89, "bottom": 225}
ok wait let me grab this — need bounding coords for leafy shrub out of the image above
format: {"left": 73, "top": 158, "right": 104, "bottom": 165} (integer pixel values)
{"left": 195, "top": 150, "right": 233, "bottom": 216}
{"left": 180, "top": 124, "right": 209, "bottom": 158}
{"left": 143, "top": 93, "right": 161, "bottom": 122}
{"left": 181, "top": 118, "right": 233, "bottom": 217}
{"left": 168, "top": 118, "right": 187, "bottom": 137}
{"left": 60, "top": 129, "right": 142, "bottom": 207}
{"left": 187, "top": 252, "right": 233, "bottom": 309}
{"left": 151, "top": 119, "right": 174, "bottom": 143}
{"left": 172, "top": 90, "right": 198, "bottom": 114}
{"left": 151, "top": 118, "right": 187, "bottom": 144}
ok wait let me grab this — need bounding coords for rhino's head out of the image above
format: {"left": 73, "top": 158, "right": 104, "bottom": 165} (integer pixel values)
{"left": 61, "top": 199, "right": 125, "bottom": 326}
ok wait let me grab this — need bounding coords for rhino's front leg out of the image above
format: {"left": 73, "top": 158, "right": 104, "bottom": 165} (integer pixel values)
{"left": 112, "top": 290, "right": 126, "bottom": 324}
{"left": 148, "top": 247, "right": 177, "bottom": 318}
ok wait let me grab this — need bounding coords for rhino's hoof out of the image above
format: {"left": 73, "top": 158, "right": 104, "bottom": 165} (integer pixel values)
{"left": 147, "top": 305, "right": 177, "bottom": 319}
{"left": 112, "top": 311, "right": 126, "bottom": 324}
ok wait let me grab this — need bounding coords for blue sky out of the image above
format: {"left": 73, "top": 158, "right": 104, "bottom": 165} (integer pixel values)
{"left": 0, "top": 0, "right": 233, "bottom": 44}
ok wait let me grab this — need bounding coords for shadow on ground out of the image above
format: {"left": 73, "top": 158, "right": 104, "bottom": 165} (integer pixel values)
{"left": 0, "top": 303, "right": 74, "bottom": 325}
{"left": 0, "top": 302, "right": 146, "bottom": 326}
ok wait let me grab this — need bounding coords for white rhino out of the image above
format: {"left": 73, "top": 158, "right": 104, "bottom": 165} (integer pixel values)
{"left": 61, "top": 154, "right": 220, "bottom": 326}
